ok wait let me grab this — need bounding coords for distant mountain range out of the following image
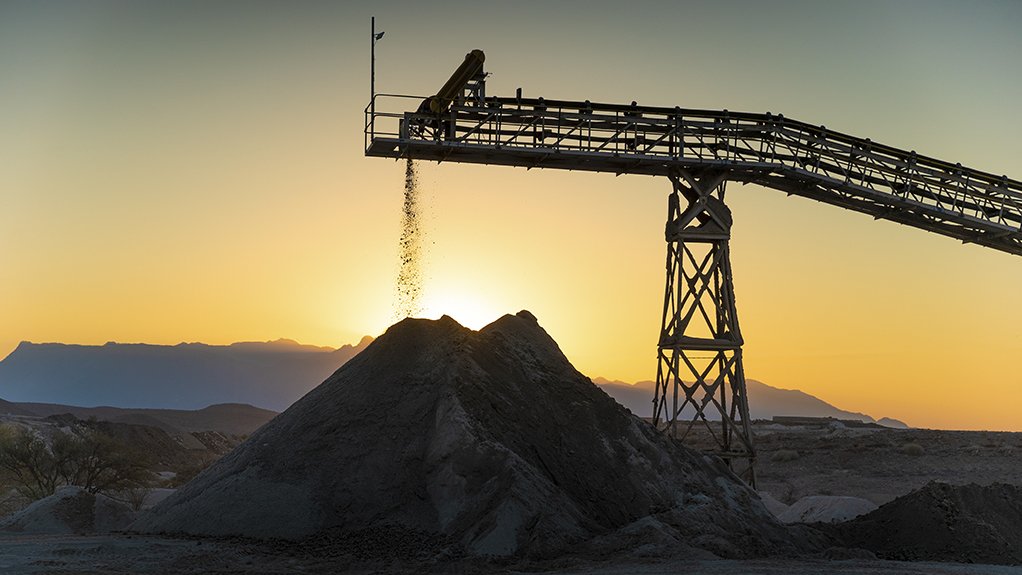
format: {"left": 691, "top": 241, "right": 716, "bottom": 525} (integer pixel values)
{"left": 0, "top": 338, "right": 372, "bottom": 411}
{"left": 593, "top": 377, "right": 908, "bottom": 427}
{"left": 0, "top": 397, "right": 35, "bottom": 417}
{"left": 0, "top": 335, "right": 906, "bottom": 428}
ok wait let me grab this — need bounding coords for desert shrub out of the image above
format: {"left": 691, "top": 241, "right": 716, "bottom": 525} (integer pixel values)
{"left": 110, "top": 485, "right": 154, "bottom": 511}
{"left": 0, "top": 427, "right": 62, "bottom": 500}
{"left": 53, "top": 429, "right": 153, "bottom": 493}
{"left": 0, "top": 426, "right": 153, "bottom": 500}
{"left": 771, "top": 449, "right": 800, "bottom": 462}
{"left": 166, "top": 456, "right": 216, "bottom": 488}
{"left": 900, "top": 443, "right": 925, "bottom": 456}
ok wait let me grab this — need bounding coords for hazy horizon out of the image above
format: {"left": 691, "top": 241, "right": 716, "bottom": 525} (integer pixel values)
{"left": 0, "top": 327, "right": 1010, "bottom": 433}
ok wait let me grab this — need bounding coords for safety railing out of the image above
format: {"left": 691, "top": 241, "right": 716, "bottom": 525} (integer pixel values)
{"left": 366, "top": 95, "right": 1022, "bottom": 254}
{"left": 364, "top": 93, "right": 426, "bottom": 152}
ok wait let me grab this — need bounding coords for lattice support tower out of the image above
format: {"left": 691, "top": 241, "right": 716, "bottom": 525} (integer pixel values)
{"left": 365, "top": 49, "right": 1022, "bottom": 485}
{"left": 652, "top": 170, "right": 755, "bottom": 485}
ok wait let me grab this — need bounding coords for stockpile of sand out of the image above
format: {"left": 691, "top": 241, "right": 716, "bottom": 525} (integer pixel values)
{"left": 133, "top": 312, "right": 822, "bottom": 558}
{"left": 0, "top": 486, "right": 136, "bottom": 535}
{"left": 778, "top": 495, "right": 877, "bottom": 524}
{"left": 831, "top": 481, "right": 1022, "bottom": 565}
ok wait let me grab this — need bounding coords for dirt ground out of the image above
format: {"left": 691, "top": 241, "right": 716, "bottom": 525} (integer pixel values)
{"left": 2, "top": 533, "right": 1022, "bottom": 575}
{"left": 749, "top": 423, "right": 1022, "bottom": 506}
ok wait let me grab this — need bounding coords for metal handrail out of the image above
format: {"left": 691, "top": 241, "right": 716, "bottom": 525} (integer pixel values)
{"left": 365, "top": 94, "right": 1022, "bottom": 255}
{"left": 364, "top": 93, "right": 425, "bottom": 151}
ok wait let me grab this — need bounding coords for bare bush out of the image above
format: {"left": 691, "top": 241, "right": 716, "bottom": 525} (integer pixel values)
{"left": 0, "top": 426, "right": 62, "bottom": 500}
{"left": 111, "top": 485, "right": 154, "bottom": 511}
{"left": 0, "top": 425, "right": 153, "bottom": 501}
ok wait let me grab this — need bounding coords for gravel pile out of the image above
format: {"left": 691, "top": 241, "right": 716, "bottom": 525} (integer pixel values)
{"left": 0, "top": 486, "right": 136, "bottom": 534}
{"left": 132, "top": 312, "right": 822, "bottom": 558}
{"left": 779, "top": 495, "right": 877, "bottom": 524}
{"left": 831, "top": 481, "right": 1022, "bottom": 565}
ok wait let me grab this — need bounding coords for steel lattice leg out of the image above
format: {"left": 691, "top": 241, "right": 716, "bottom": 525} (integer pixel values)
{"left": 652, "top": 170, "right": 756, "bottom": 486}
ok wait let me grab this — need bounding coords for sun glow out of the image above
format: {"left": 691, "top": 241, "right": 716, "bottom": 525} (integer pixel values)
{"left": 418, "top": 289, "right": 502, "bottom": 331}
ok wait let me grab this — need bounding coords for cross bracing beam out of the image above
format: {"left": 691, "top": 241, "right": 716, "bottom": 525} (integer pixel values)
{"left": 653, "top": 170, "right": 756, "bottom": 485}
{"left": 366, "top": 94, "right": 1022, "bottom": 256}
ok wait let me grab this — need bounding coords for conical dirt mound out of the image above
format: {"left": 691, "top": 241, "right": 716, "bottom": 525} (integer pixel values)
{"left": 830, "top": 481, "right": 1022, "bottom": 565}
{"left": 132, "top": 312, "right": 816, "bottom": 557}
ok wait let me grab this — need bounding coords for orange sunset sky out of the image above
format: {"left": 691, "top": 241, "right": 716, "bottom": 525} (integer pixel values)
{"left": 1, "top": 1, "right": 1020, "bottom": 431}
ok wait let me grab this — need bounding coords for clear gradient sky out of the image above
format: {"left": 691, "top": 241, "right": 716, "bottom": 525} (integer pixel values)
{"left": 2, "top": 1, "right": 1020, "bottom": 431}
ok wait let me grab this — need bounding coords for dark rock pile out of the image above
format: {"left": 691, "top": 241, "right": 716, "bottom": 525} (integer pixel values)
{"left": 133, "top": 312, "right": 821, "bottom": 558}
{"left": 829, "top": 481, "right": 1022, "bottom": 565}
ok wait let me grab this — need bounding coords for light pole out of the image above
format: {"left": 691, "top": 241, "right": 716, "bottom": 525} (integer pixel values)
{"left": 370, "top": 17, "right": 384, "bottom": 133}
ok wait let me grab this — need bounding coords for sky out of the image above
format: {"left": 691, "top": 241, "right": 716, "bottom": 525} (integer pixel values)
{"left": 1, "top": 0, "right": 1020, "bottom": 431}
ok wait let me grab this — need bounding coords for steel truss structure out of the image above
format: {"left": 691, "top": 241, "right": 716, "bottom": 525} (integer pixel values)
{"left": 368, "top": 92, "right": 1022, "bottom": 255}
{"left": 365, "top": 58, "right": 1022, "bottom": 483}
{"left": 655, "top": 170, "right": 755, "bottom": 483}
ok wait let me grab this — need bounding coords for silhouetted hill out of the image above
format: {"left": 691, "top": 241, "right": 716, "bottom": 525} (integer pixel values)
{"left": 13, "top": 402, "right": 277, "bottom": 436}
{"left": 877, "top": 417, "right": 910, "bottom": 429}
{"left": 0, "top": 337, "right": 372, "bottom": 411}
{"left": 594, "top": 377, "right": 896, "bottom": 423}
{"left": 0, "top": 397, "right": 34, "bottom": 416}
{"left": 1, "top": 411, "right": 252, "bottom": 478}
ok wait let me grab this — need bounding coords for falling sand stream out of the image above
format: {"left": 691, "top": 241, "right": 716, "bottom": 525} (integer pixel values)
{"left": 395, "top": 158, "right": 422, "bottom": 319}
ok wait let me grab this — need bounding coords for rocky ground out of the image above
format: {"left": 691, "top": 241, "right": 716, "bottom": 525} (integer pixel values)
{"left": 2, "top": 533, "right": 1021, "bottom": 574}
{"left": 750, "top": 422, "right": 1022, "bottom": 506}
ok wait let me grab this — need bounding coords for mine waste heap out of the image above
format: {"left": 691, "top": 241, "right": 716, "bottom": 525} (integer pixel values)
{"left": 133, "top": 311, "right": 820, "bottom": 558}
